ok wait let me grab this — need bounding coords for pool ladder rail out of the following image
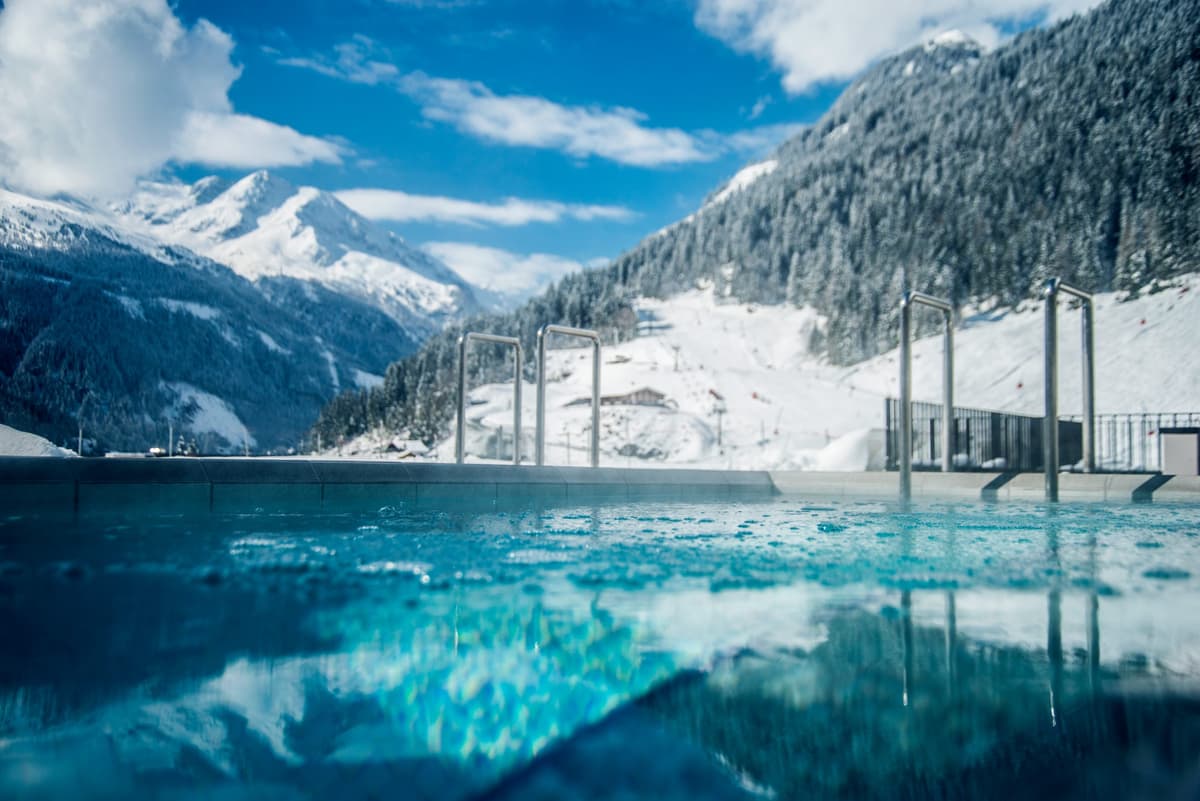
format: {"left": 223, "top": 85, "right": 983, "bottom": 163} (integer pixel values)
{"left": 896, "top": 278, "right": 1096, "bottom": 503}
{"left": 455, "top": 325, "right": 602, "bottom": 468}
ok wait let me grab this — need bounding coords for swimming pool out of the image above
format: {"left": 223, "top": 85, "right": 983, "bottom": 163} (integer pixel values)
{"left": 1, "top": 498, "right": 1198, "bottom": 799}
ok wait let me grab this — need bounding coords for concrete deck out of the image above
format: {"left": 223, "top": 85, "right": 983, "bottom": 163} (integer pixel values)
{"left": 768, "top": 470, "right": 1200, "bottom": 503}
{"left": 0, "top": 457, "right": 1195, "bottom": 516}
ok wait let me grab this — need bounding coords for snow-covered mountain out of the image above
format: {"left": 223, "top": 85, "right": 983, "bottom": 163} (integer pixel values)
{"left": 113, "top": 171, "right": 478, "bottom": 340}
{"left": 0, "top": 182, "right": 467, "bottom": 452}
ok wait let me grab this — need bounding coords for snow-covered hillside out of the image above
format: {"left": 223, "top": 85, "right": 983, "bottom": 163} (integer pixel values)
{"left": 113, "top": 171, "right": 477, "bottom": 338}
{"left": 0, "top": 187, "right": 168, "bottom": 259}
{"left": 703, "top": 160, "right": 778, "bottom": 209}
{"left": 365, "top": 274, "right": 1200, "bottom": 470}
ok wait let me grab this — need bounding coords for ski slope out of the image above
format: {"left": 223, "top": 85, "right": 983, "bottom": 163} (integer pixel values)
{"left": 353, "top": 274, "right": 1200, "bottom": 470}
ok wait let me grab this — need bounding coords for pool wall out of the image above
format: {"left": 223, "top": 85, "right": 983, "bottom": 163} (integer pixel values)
{"left": 0, "top": 458, "right": 775, "bottom": 515}
{"left": 0, "top": 458, "right": 1196, "bottom": 516}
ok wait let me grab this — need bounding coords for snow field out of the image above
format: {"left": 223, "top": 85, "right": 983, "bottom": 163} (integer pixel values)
{"left": 449, "top": 274, "right": 1200, "bottom": 470}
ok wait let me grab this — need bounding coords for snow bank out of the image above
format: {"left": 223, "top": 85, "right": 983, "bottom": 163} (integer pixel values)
{"left": 0, "top": 424, "right": 76, "bottom": 457}
{"left": 811, "top": 428, "right": 885, "bottom": 471}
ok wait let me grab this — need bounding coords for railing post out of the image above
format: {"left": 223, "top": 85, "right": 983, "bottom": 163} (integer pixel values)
{"left": 1044, "top": 280, "right": 1059, "bottom": 502}
{"left": 899, "top": 295, "right": 913, "bottom": 502}
{"left": 456, "top": 335, "right": 468, "bottom": 464}
{"left": 942, "top": 312, "right": 955, "bottom": 472}
{"left": 590, "top": 338, "right": 601, "bottom": 468}
{"left": 1081, "top": 299, "right": 1095, "bottom": 473}
{"left": 536, "top": 328, "right": 547, "bottom": 465}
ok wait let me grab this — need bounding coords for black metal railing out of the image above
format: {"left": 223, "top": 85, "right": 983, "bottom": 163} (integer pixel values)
{"left": 1062, "top": 412, "right": 1200, "bottom": 473}
{"left": 885, "top": 399, "right": 1081, "bottom": 473}
{"left": 886, "top": 400, "right": 1200, "bottom": 473}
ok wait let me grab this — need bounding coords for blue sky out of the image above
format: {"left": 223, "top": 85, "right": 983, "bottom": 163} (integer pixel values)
{"left": 0, "top": 0, "right": 1099, "bottom": 291}
{"left": 165, "top": 0, "right": 841, "bottom": 266}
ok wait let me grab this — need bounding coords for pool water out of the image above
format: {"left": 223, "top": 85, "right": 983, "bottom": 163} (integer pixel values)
{"left": 1, "top": 500, "right": 1199, "bottom": 800}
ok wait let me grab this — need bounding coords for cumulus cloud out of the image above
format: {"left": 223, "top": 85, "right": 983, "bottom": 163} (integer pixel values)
{"left": 336, "top": 188, "right": 635, "bottom": 227}
{"left": 694, "top": 0, "right": 1103, "bottom": 93}
{"left": 282, "top": 39, "right": 809, "bottom": 167}
{"left": 401, "top": 74, "right": 712, "bottom": 167}
{"left": 0, "top": 0, "right": 340, "bottom": 198}
{"left": 175, "top": 113, "right": 344, "bottom": 168}
{"left": 423, "top": 242, "right": 589, "bottom": 302}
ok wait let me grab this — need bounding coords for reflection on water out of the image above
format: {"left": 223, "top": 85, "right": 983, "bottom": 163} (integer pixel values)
{"left": 0, "top": 501, "right": 1198, "bottom": 800}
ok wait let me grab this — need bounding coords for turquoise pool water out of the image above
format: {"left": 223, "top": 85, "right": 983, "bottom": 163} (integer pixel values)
{"left": 1, "top": 499, "right": 1198, "bottom": 799}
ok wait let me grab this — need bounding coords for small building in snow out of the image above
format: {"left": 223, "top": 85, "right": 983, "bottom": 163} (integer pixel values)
{"left": 565, "top": 387, "right": 671, "bottom": 408}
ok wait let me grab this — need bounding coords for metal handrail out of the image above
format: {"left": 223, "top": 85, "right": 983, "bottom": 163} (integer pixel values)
{"left": 1043, "top": 279, "right": 1096, "bottom": 501}
{"left": 899, "top": 290, "right": 955, "bottom": 502}
{"left": 536, "top": 325, "right": 601, "bottom": 467}
{"left": 456, "top": 332, "right": 523, "bottom": 465}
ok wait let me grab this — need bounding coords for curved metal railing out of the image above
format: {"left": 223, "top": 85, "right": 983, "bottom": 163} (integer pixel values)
{"left": 536, "top": 325, "right": 601, "bottom": 467}
{"left": 456, "top": 332, "right": 523, "bottom": 465}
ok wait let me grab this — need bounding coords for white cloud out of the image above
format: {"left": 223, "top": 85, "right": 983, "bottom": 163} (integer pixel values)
{"left": 694, "top": 0, "right": 1103, "bottom": 93}
{"left": 401, "top": 74, "right": 712, "bottom": 167}
{"left": 175, "top": 112, "right": 344, "bottom": 168}
{"left": 748, "top": 95, "right": 772, "bottom": 120}
{"left": 278, "top": 35, "right": 399, "bottom": 85}
{"left": 282, "top": 37, "right": 808, "bottom": 167}
{"left": 336, "top": 188, "right": 635, "bottom": 227}
{"left": 0, "top": 0, "right": 340, "bottom": 198}
{"left": 423, "top": 242, "right": 589, "bottom": 302}
{"left": 718, "top": 122, "right": 807, "bottom": 154}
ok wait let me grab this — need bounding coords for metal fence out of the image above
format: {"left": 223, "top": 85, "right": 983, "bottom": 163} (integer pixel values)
{"left": 1062, "top": 413, "right": 1200, "bottom": 473}
{"left": 885, "top": 399, "right": 1081, "bottom": 473}
{"left": 886, "top": 400, "right": 1200, "bottom": 473}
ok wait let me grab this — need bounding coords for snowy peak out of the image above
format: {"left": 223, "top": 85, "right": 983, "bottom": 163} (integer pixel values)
{"left": 201, "top": 169, "right": 298, "bottom": 240}
{"left": 923, "top": 29, "right": 983, "bottom": 53}
{"left": 703, "top": 160, "right": 779, "bottom": 210}
{"left": 896, "top": 29, "right": 984, "bottom": 78}
{"left": 110, "top": 172, "right": 478, "bottom": 335}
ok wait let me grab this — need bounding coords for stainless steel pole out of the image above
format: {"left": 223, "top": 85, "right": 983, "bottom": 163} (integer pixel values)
{"left": 590, "top": 339, "right": 601, "bottom": 468}
{"left": 513, "top": 345, "right": 523, "bottom": 465}
{"left": 456, "top": 335, "right": 467, "bottom": 464}
{"left": 1044, "top": 280, "right": 1059, "bottom": 502}
{"left": 942, "top": 314, "right": 954, "bottom": 473}
{"left": 1081, "top": 299, "right": 1095, "bottom": 473}
{"left": 536, "top": 328, "right": 547, "bottom": 465}
{"left": 899, "top": 294, "right": 913, "bottom": 502}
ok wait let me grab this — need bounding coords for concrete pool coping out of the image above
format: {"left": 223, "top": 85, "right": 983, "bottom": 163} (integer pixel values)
{"left": 0, "top": 457, "right": 1196, "bottom": 515}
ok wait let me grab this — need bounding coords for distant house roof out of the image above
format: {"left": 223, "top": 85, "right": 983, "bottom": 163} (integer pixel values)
{"left": 566, "top": 387, "right": 670, "bottom": 408}
{"left": 602, "top": 387, "right": 668, "bottom": 406}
